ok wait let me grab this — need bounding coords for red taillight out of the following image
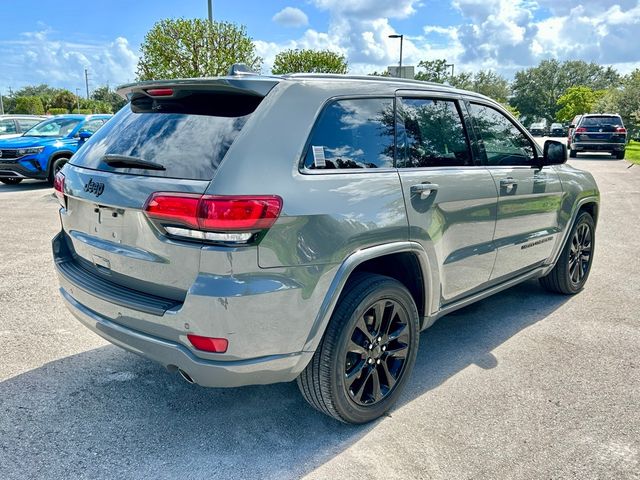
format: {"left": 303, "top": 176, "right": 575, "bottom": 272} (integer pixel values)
{"left": 144, "top": 193, "right": 200, "bottom": 229}
{"left": 199, "top": 196, "right": 282, "bottom": 231}
{"left": 616, "top": 127, "right": 627, "bottom": 133}
{"left": 53, "top": 172, "right": 65, "bottom": 206}
{"left": 144, "top": 193, "right": 283, "bottom": 241}
{"left": 187, "top": 334, "right": 228, "bottom": 353}
{"left": 576, "top": 127, "right": 587, "bottom": 133}
{"left": 146, "top": 88, "right": 174, "bottom": 96}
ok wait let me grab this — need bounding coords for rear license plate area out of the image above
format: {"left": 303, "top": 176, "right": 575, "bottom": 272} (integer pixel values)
{"left": 92, "top": 205, "right": 125, "bottom": 242}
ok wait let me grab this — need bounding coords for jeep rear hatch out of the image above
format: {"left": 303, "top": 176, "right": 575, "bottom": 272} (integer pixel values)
{"left": 58, "top": 77, "right": 279, "bottom": 312}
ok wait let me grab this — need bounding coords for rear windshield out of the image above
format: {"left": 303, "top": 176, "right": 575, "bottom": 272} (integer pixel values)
{"left": 581, "top": 116, "right": 623, "bottom": 127}
{"left": 70, "top": 92, "right": 261, "bottom": 180}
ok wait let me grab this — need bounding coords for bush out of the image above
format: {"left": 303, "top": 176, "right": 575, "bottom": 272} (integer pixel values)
{"left": 71, "top": 109, "right": 93, "bottom": 114}
{"left": 48, "top": 108, "right": 68, "bottom": 115}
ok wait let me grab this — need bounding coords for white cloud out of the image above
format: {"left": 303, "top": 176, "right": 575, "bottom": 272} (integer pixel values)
{"left": 272, "top": 7, "right": 309, "bottom": 28}
{"left": 0, "top": 27, "right": 137, "bottom": 93}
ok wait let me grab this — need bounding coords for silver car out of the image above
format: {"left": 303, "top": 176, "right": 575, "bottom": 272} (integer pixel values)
{"left": 52, "top": 72, "right": 599, "bottom": 423}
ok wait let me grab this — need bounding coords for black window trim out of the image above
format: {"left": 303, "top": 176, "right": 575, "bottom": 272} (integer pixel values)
{"left": 466, "top": 99, "right": 543, "bottom": 170}
{"left": 394, "top": 94, "right": 482, "bottom": 171}
{"left": 298, "top": 94, "right": 398, "bottom": 175}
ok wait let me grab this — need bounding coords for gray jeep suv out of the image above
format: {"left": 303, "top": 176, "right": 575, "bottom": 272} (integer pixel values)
{"left": 52, "top": 73, "right": 599, "bottom": 423}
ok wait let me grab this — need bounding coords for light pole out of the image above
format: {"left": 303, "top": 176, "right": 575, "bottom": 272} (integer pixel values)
{"left": 0, "top": 90, "right": 4, "bottom": 115}
{"left": 207, "top": 0, "right": 213, "bottom": 23}
{"left": 388, "top": 34, "right": 404, "bottom": 77}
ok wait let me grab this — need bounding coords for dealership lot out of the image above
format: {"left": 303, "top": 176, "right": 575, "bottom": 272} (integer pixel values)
{"left": 0, "top": 151, "right": 638, "bottom": 479}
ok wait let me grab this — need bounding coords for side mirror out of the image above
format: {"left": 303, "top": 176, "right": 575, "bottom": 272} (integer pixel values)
{"left": 78, "top": 130, "right": 93, "bottom": 140}
{"left": 543, "top": 140, "right": 567, "bottom": 166}
{"left": 569, "top": 124, "right": 576, "bottom": 129}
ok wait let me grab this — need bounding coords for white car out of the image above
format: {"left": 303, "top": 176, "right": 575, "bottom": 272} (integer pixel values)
{"left": 0, "top": 115, "right": 47, "bottom": 139}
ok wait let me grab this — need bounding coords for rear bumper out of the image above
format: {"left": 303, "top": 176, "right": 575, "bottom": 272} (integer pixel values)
{"left": 572, "top": 142, "right": 625, "bottom": 152}
{"left": 52, "top": 230, "right": 322, "bottom": 387}
{"left": 58, "top": 285, "right": 313, "bottom": 387}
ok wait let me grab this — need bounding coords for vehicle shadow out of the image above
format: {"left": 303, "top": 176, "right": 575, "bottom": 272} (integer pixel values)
{"left": 0, "top": 280, "right": 569, "bottom": 479}
{"left": 0, "top": 180, "right": 51, "bottom": 193}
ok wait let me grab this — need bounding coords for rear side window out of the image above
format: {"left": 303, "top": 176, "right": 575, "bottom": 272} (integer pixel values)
{"left": 303, "top": 98, "right": 394, "bottom": 170}
{"left": 70, "top": 92, "right": 261, "bottom": 180}
{"left": 398, "top": 98, "right": 472, "bottom": 168}
{"left": 0, "top": 119, "right": 17, "bottom": 134}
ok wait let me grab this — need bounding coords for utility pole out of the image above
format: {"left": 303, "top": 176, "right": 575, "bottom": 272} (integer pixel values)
{"left": 75, "top": 88, "right": 81, "bottom": 113}
{"left": 207, "top": 0, "right": 213, "bottom": 23}
{"left": 84, "top": 69, "right": 90, "bottom": 99}
{"left": 0, "top": 90, "right": 4, "bottom": 115}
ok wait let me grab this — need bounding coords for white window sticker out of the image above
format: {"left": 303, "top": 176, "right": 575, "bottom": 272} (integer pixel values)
{"left": 312, "top": 145, "right": 326, "bottom": 168}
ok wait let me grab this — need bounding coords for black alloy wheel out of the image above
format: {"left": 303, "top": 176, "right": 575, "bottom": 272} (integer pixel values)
{"left": 344, "top": 298, "right": 411, "bottom": 406}
{"left": 297, "top": 273, "right": 419, "bottom": 424}
{"left": 568, "top": 222, "right": 592, "bottom": 287}
{"left": 540, "top": 211, "right": 595, "bottom": 295}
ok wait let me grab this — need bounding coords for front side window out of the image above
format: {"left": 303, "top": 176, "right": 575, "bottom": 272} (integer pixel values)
{"left": 23, "top": 117, "right": 82, "bottom": 138}
{"left": 303, "top": 98, "right": 395, "bottom": 170}
{"left": 398, "top": 98, "right": 472, "bottom": 168}
{"left": 469, "top": 103, "right": 536, "bottom": 166}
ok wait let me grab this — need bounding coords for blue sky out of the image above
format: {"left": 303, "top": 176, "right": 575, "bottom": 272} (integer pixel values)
{"left": 1, "top": 0, "right": 640, "bottom": 95}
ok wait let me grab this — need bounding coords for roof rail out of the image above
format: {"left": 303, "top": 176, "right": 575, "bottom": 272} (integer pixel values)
{"left": 282, "top": 73, "right": 451, "bottom": 88}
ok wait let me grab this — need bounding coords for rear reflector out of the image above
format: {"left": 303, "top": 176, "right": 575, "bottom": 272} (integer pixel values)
{"left": 53, "top": 172, "right": 65, "bottom": 207}
{"left": 144, "top": 193, "right": 283, "bottom": 241}
{"left": 187, "top": 334, "right": 228, "bottom": 353}
{"left": 146, "top": 88, "right": 174, "bottom": 96}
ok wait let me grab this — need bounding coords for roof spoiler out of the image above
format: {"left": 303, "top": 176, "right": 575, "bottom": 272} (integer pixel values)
{"left": 116, "top": 74, "right": 279, "bottom": 101}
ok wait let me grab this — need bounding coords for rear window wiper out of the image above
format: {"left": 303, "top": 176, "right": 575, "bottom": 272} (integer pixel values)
{"left": 102, "top": 154, "right": 166, "bottom": 171}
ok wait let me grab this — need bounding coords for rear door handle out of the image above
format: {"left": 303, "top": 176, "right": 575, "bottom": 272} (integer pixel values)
{"left": 411, "top": 183, "right": 439, "bottom": 199}
{"left": 500, "top": 177, "right": 517, "bottom": 193}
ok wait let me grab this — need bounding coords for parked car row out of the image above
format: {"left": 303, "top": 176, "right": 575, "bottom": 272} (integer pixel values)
{"left": 528, "top": 122, "right": 568, "bottom": 137}
{"left": 0, "top": 114, "right": 111, "bottom": 185}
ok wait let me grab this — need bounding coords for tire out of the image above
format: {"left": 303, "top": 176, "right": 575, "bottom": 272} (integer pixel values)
{"left": 569, "top": 149, "right": 577, "bottom": 158}
{"left": 0, "top": 178, "right": 23, "bottom": 185}
{"left": 48, "top": 157, "right": 69, "bottom": 185}
{"left": 616, "top": 150, "right": 625, "bottom": 159}
{"left": 540, "top": 212, "right": 595, "bottom": 295}
{"left": 297, "top": 273, "right": 419, "bottom": 424}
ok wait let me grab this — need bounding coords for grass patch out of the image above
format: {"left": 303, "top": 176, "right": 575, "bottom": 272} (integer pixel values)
{"left": 626, "top": 141, "right": 640, "bottom": 164}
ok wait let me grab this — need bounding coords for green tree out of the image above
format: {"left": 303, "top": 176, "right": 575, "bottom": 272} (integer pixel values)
{"left": 14, "top": 96, "right": 45, "bottom": 115}
{"left": 511, "top": 59, "right": 620, "bottom": 125}
{"left": 415, "top": 59, "right": 453, "bottom": 83}
{"left": 52, "top": 89, "right": 78, "bottom": 112}
{"left": 91, "top": 85, "right": 126, "bottom": 113}
{"left": 136, "top": 18, "right": 262, "bottom": 80}
{"left": 272, "top": 49, "right": 347, "bottom": 75}
{"left": 471, "top": 70, "right": 510, "bottom": 103}
{"left": 556, "top": 86, "right": 602, "bottom": 122}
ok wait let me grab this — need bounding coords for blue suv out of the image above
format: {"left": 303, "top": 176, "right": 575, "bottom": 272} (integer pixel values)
{"left": 0, "top": 114, "right": 111, "bottom": 185}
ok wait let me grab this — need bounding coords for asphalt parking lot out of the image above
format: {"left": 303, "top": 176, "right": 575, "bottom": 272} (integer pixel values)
{"left": 1, "top": 148, "right": 638, "bottom": 479}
